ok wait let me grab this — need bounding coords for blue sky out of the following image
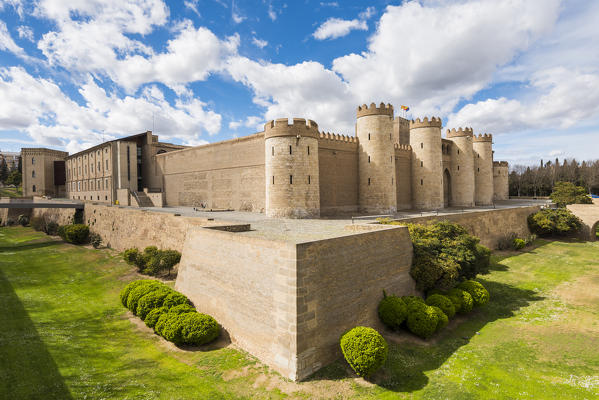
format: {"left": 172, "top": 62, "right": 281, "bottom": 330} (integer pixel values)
{"left": 0, "top": 0, "right": 598, "bottom": 165}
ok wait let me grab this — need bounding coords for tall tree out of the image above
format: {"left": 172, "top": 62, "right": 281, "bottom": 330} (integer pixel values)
{"left": 0, "top": 158, "right": 9, "bottom": 183}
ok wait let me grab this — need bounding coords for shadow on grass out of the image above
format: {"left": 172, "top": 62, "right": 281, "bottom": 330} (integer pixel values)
{"left": 309, "top": 279, "right": 544, "bottom": 393}
{"left": 0, "top": 240, "right": 59, "bottom": 252}
{"left": 0, "top": 268, "right": 73, "bottom": 399}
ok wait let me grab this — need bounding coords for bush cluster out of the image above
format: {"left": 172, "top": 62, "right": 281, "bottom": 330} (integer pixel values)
{"left": 377, "top": 280, "right": 489, "bottom": 340}
{"left": 405, "top": 221, "right": 490, "bottom": 292}
{"left": 123, "top": 246, "right": 181, "bottom": 276}
{"left": 550, "top": 181, "right": 592, "bottom": 207}
{"left": 59, "top": 224, "right": 90, "bottom": 244}
{"left": 120, "top": 280, "right": 219, "bottom": 346}
{"left": 340, "top": 327, "right": 388, "bottom": 378}
{"left": 497, "top": 232, "right": 538, "bottom": 251}
{"left": 527, "top": 208, "right": 582, "bottom": 237}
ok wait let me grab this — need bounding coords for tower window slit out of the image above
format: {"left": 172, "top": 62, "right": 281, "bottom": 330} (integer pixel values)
{"left": 307, "top": 146, "right": 310, "bottom": 155}
{"left": 458, "top": 165, "right": 460, "bottom": 171}
{"left": 420, "top": 143, "right": 423, "bottom": 148}
{"left": 308, "top": 175, "right": 311, "bottom": 184}
{"left": 421, "top": 161, "right": 423, "bottom": 167}
{"left": 368, "top": 156, "right": 370, "bottom": 163}
{"left": 368, "top": 178, "right": 371, "bottom": 186}
{"left": 421, "top": 179, "right": 423, "bottom": 185}
{"left": 290, "top": 175, "right": 293, "bottom": 184}
{"left": 289, "top": 145, "right": 292, "bottom": 155}
{"left": 272, "top": 146, "right": 274, "bottom": 156}
{"left": 368, "top": 133, "right": 370, "bottom": 140}
{"left": 272, "top": 176, "right": 275, "bottom": 184}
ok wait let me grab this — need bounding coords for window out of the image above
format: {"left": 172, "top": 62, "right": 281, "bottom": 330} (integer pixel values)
{"left": 106, "top": 159, "right": 109, "bottom": 170}
{"left": 32, "top": 170, "right": 35, "bottom": 178}
{"left": 391, "top": 177, "right": 393, "bottom": 185}
{"left": 272, "top": 176, "right": 275, "bottom": 184}
{"left": 32, "top": 184, "right": 36, "bottom": 192}
{"left": 478, "top": 167, "right": 480, "bottom": 172}
{"left": 478, "top": 154, "right": 480, "bottom": 158}
{"left": 421, "top": 161, "right": 423, "bottom": 167}
{"left": 271, "top": 146, "right": 274, "bottom": 156}
{"left": 289, "top": 175, "right": 293, "bottom": 184}
{"left": 98, "top": 161, "right": 101, "bottom": 171}
{"left": 421, "top": 179, "right": 423, "bottom": 185}
{"left": 368, "top": 133, "right": 371, "bottom": 140}
{"left": 91, "top": 164, "right": 94, "bottom": 173}
{"left": 368, "top": 178, "right": 371, "bottom": 185}
{"left": 32, "top": 157, "right": 35, "bottom": 164}
{"left": 457, "top": 149, "right": 460, "bottom": 154}
{"left": 390, "top": 156, "right": 392, "bottom": 163}
{"left": 458, "top": 165, "right": 460, "bottom": 171}
{"left": 420, "top": 143, "right": 423, "bottom": 148}
{"left": 368, "top": 156, "right": 370, "bottom": 163}
{"left": 289, "top": 145, "right": 292, "bottom": 155}
{"left": 308, "top": 175, "right": 311, "bottom": 184}
{"left": 307, "top": 146, "right": 310, "bottom": 155}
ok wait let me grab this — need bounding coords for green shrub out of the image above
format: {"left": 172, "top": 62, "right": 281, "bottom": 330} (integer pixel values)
{"left": 145, "top": 306, "right": 168, "bottom": 329}
{"left": 550, "top": 181, "right": 592, "bottom": 207}
{"left": 406, "top": 305, "right": 438, "bottom": 339}
{"left": 407, "top": 221, "right": 488, "bottom": 292}
{"left": 64, "top": 224, "right": 89, "bottom": 244}
{"left": 430, "top": 306, "right": 448, "bottom": 331}
{"left": 123, "top": 248, "right": 140, "bottom": 265}
{"left": 30, "top": 216, "right": 46, "bottom": 232}
{"left": 143, "top": 255, "right": 162, "bottom": 275}
{"left": 160, "top": 250, "right": 182, "bottom": 276}
{"left": 401, "top": 296, "right": 427, "bottom": 313}
{"left": 512, "top": 238, "right": 526, "bottom": 250}
{"left": 180, "top": 313, "right": 220, "bottom": 346}
{"left": 457, "top": 280, "right": 489, "bottom": 307}
{"left": 377, "top": 292, "right": 407, "bottom": 330}
{"left": 126, "top": 281, "right": 164, "bottom": 313}
{"left": 163, "top": 292, "right": 189, "bottom": 308}
{"left": 448, "top": 288, "right": 473, "bottom": 313}
{"left": 497, "top": 232, "right": 518, "bottom": 250}
{"left": 119, "top": 280, "right": 155, "bottom": 307}
{"left": 89, "top": 232, "right": 101, "bottom": 248}
{"left": 57, "top": 225, "right": 67, "bottom": 240}
{"left": 527, "top": 208, "right": 582, "bottom": 237}
{"left": 339, "top": 327, "right": 388, "bottom": 378}
{"left": 136, "top": 288, "right": 173, "bottom": 320}
{"left": 155, "top": 304, "right": 196, "bottom": 335}
{"left": 425, "top": 294, "right": 456, "bottom": 319}
{"left": 46, "top": 221, "right": 59, "bottom": 236}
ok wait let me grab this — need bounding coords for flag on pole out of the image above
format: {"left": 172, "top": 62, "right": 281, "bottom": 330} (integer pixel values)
{"left": 400, "top": 105, "right": 410, "bottom": 111}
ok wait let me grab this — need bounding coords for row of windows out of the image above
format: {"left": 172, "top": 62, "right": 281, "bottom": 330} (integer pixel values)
{"left": 69, "top": 179, "right": 111, "bottom": 192}
{"left": 72, "top": 195, "right": 109, "bottom": 201}
{"left": 68, "top": 159, "right": 110, "bottom": 180}
{"left": 271, "top": 146, "right": 311, "bottom": 156}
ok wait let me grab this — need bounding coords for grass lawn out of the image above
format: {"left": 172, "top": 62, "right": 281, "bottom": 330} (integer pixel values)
{"left": 0, "top": 186, "right": 22, "bottom": 197}
{"left": 1, "top": 227, "right": 598, "bottom": 399}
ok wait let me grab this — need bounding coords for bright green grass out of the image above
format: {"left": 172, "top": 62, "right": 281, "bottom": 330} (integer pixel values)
{"left": 1, "top": 227, "right": 598, "bottom": 399}
{"left": 0, "top": 186, "right": 22, "bottom": 197}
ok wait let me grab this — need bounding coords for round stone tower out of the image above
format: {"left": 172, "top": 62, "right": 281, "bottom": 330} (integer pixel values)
{"left": 410, "top": 117, "right": 443, "bottom": 210}
{"left": 355, "top": 102, "right": 397, "bottom": 214}
{"left": 493, "top": 161, "right": 509, "bottom": 201}
{"left": 473, "top": 133, "right": 494, "bottom": 205}
{"left": 446, "top": 127, "right": 475, "bottom": 207}
{"left": 264, "top": 118, "right": 320, "bottom": 218}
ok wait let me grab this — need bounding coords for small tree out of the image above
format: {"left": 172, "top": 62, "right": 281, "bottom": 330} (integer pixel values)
{"left": 550, "top": 181, "right": 592, "bottom": 207}
{"left": 0, "top": 159, "right": 8, "bottom": 183}
{"left": 6, "top": 170, "right": 22, "bottom": 186}
{"left": 160, "top": 250, "right": 181, "bottom": 277}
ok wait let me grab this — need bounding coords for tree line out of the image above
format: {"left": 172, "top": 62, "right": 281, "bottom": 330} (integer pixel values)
{"left": 509, "top": 158, "right": 599, "bottom": 197}
{"left": 0, "top": 155, "right": 22, "bottom": 187}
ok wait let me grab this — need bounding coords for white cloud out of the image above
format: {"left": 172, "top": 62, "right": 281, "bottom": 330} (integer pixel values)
{"left": 267, "top": 3, "right": 276, "bottom": 21}
{"left": 231, "top": 1, "right": 246, "bottom": 23}
{"left": 0, "top": 67, "right": 222, "bottom": 152}
{"left": 332, "top": 0, "right": 561, "bottom": 116}
{"left": 0, "top": 20, "right": 27, "bottom": 58}
{"left": 16, "top": 25, "right": 33, "bottom": 41}
{"left": 229, "top": 115, "right": 263, "bottom": 131}
{"left": 313, "top": 17, "right": 367, "bottom": 40}
{"left": 184, "top": 0, "right": 201, "bottom": 18}
{"left": 446, "top": 68, "right": 599, "bottom": 133}
{"left": 252, "top": 36, "right": 268, "bottom": 48}
{"left": 0, "top": 0, "right": 24, "bottom": 18}
{"left": 359, "top": 7, "right": 375, "bottom": 20}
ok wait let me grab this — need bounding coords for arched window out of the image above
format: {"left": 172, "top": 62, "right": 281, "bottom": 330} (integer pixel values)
{"left": 32, "top": 157, "right": 35, "bottom": 164}
{"left": 32, "top": 170, "right": 35, "bottom": 178}
{"left": 32, "top": 185, "right": 36, "bottom": 192}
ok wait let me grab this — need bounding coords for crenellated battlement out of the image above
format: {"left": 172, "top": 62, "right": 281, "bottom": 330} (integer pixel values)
{"left": 264, "top": 118, "right": 320, "bottom": 140}
{"left": 473, "top": 133, "right": 493, "bottom": 142}
{"left": 446, "top": 127, "right": 473, "bottom": 138}
{"left": 318, "top": 132, "right": 358, "bottom": 143}
{"left": 394, "top": 143, "right": 412, "bottom": 151}
{"left": 356, "top": 102, "right": 394, "bottom": 118}
{"left": 494, "top": 161, "right": 508, "bottom": 167}
{"left": 409, "top": 116, "right": 442, "bottom": 129}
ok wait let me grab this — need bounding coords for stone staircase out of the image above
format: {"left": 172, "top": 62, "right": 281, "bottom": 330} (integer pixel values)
{"left": 133, "top": 191, "right": 154, "bottom": 207}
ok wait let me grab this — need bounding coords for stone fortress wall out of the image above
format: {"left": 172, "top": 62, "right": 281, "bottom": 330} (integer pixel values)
{"left": 154, "top": 102, "right": 509, "bottom": 217}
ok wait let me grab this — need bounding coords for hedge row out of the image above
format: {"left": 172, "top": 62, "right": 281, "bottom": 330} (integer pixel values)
{"left": 378, "top": 280, "right": 489, "bottom": 339}
{"left": 120, "top": 280, "right": 219, "bottom": 346}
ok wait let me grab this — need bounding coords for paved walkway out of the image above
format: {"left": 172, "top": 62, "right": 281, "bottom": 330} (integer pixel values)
{"left": 567, "top": 199, "right": 599, "bottom": 241}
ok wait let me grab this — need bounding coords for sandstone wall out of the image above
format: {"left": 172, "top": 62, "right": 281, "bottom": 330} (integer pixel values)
{"left": 410, "top": 119, "right": 443, "bottom": 210}
{"left": 157, "top": 133, "right": 265, "bottom": 212}
{"left": 395, "top": 146, "right": 412, "bottom": 210}
{"left": 295, "top": 225, "right": 415, "bottom": 379}
{"left": 318, "top": 137, "right": 359, "bottom": 215}
{"left": 397, "top": 205, "right": 541, "bottom": 248}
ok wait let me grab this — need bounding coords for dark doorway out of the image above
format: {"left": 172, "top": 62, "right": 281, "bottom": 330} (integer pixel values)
{"left": 443, "top": 169, "right": 451, "bottom": 208}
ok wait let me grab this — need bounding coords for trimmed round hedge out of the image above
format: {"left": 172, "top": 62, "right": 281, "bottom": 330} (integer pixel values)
{"left": 136, "top": 288, "right": 173, "bottom": 319}
{"left": 402, "top": 296, "right": 427, "bottom": 313}
{"left": 120, "top": 280, "right": 156, "bottom": 307}
{"left": 430, "top": 306, "right": 448, "bottom": 331}
{"left": 378, "top": 295, "right": 407, "bottom": 330}
{"left": 155, "top": 304, "right": 196, "bottom": 336}
{"left": 180, "top": 313, "right": 220, "bottom": 346}
{"left": 448, "top": 288, "right": 473, "bottom": 313}
{"left": 145, "top": 306, "right": 168, "bottom": 329}
{"left": 163, "top": 292, "right": 189, "bottom": 308}
{"left": 425, "top": 294, "right": 455, "bottom": 319}
{"left": 340, "top": 327, "right": 388, "bottom": 378}
{"left": 406, "top": 305, "right": 438, "bottom": 339}
{"left": 126, "top": 281, "right": 164, "bottom": 313}
{"left": 457, "top": 280, "right": 489, "bottom": 307}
